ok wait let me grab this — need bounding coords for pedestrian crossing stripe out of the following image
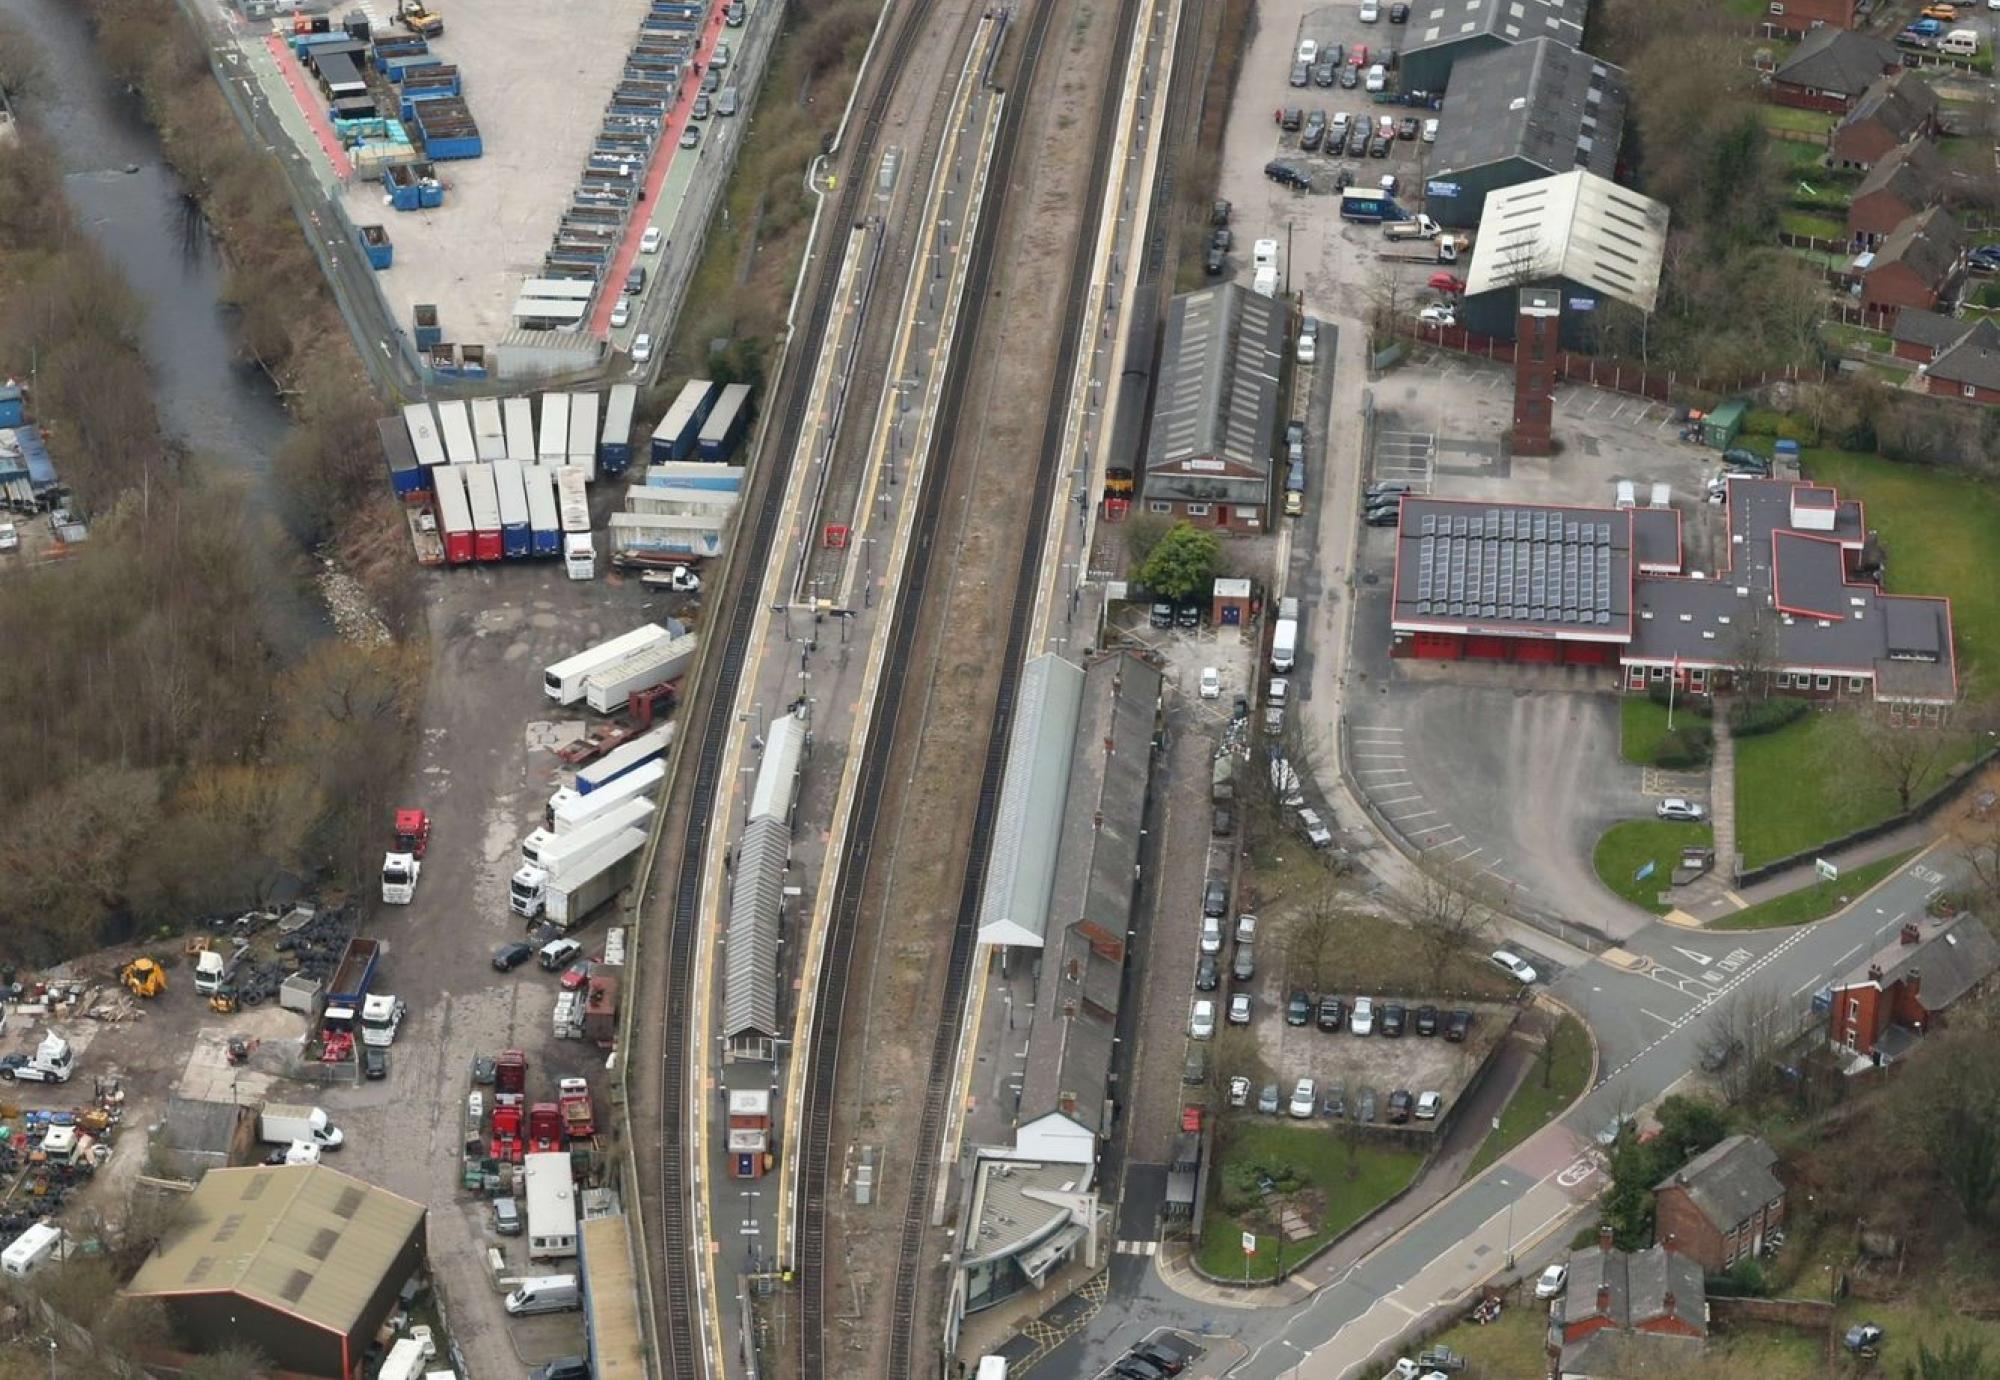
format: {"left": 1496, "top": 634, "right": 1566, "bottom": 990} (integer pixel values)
{"left": 1115, "top": 1239, "right": 1158, "bottom": 1256}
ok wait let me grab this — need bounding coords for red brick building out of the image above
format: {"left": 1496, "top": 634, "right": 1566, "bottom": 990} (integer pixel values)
{"left": 1823, "top": 915, "right": 2000, "bottom": 1066}
{"left": 1763, "top": 0, "right": 1858, "bottom": 37}
{"left": 1925, "top": 318, "right": 2000, "bottom": 404}
{"left": 1138, "top": 283, "right": 1285, "bottom": 533}
{"left": 1768, "top": 29, "right": 1898, "bottom": 112}
{"left": 1848, "top": 139, "right": 1949, "bottom": 247}
{"left": 1551, "top": 1231, "right": 1707, "bottom": 1378}
{"left": 1831, "top": 70, "right": 1941, "bottom": 169}
{"left": 1654, "top": 1136, "right": 1786, "bottom": 1275}
{"left": 1889, "top": 307, "right": 1972, "bottom": 364}
{"left": 1861, "top": 206, "right": 1965, "bottom": 317}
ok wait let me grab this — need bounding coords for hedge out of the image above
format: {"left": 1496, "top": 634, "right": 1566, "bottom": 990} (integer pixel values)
{"left": 1728, "top": 695, "right": 1811, "bottom": 737}
{"left": 1658, "top": 725, "right": 1715, "bottom": 769}
{"left": 1646, "top": 681, "right": 1713, "bottom": 716}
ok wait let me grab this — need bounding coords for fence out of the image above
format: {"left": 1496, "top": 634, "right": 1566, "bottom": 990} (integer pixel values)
{"left": 1710, "top": 1295, "right": 1836, "bottom": 1334}
{"left": 1390, "top": 321, "right": 1810, "bottom": 406}
{"left": 1777, "top": 228, "right": 1848, "bottom": 256}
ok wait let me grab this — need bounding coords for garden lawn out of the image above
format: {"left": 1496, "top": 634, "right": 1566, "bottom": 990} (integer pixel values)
{"left": 1800, "top": 449, "right": 2000, "bottom": 699}
{"left": 1818, "top": 322, "right": 1893, "bottom": 355}
{"left": 1711, "top": 850, "right": 1917, "bottom": 930}
{"left": 1594, "top": 819, "right": 1714, "bottom": 914}
{"left": 1196, "top": 1124, "right": 1423, "bottom": 1282}
{"left": 1466, "top": 1015, "right": 1590, "bottom": 1177}
{"left": 1762, "top": 105, "right": 1832, "bottom": 136}
{"left": 1779, "top": 209, "right": 1845, "bottom": 239}
{"left": 1620, "top": 696, "right": 1673, "bottom": 765}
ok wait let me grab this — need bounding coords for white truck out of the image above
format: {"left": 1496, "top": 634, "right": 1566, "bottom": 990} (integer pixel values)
{"left": 1252, "top": 238, "right": 1280, "bottom": 298}
{"left": 193, "top": 941, "right": 247, "bottom": 996}
{"left": 360, "top": 993, "right": 405, "bottom": 1047}
{"left": 258, "top": 1103, "right": 344, "bottom": 1150}
{"left": 380, "top": 851, "right": 421, "bottom": 905}
{"left": 510, "top": 828, "right": 648, "bottom": 926}
{"left": 558, "top": 466, "right": 595, "bottom": 580}
{"left": 639, "top": 565, "right": 702, "bottom": 593}
{"left": 1382, "top": 214, "right": 1440, "bottom": 241}
{"left": 580, "top": 632, "right": 698, "bottom": 714}
{"left": 545, "top": 757, "right": 664, "bottom": 831}
{"left": 1271, "top": 614, "right": 1299, "bottom": 673}
{"left": 0, "top": 1034, "right": 73, "bottom": 1084}
{"left": 520, "top": 796, "right": 655, "bottom": 869}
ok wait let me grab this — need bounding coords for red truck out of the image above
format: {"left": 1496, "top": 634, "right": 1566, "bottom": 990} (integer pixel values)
{"left": 528, "top": 1102, "right": 563, "bottom": 1153}
{"left": 559, "top": 1077, "right": 596, "bottom": 1140}
{"left": 490, "top": 1103, "right": 524, "bottom": 1163}
{"left": 495, "top": 1049, "right": 527, "bottom": 1101}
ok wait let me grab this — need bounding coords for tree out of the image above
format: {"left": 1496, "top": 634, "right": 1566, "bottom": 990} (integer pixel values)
{"left": 1120, "top": 509, "right": 1174, "bottom": 578}
{"left": 1699, "top": 981, "right": 1788, "bottom": 1108}
{"left": 1408, "top": 857, "right": 1495, "bottom": 987}
{"left": 1852, "top": 717, "right": 1952, "bottom": 816}
{"left": 1282, "top": 892, "right": 1346, "bottom": 994}
{"left": 1726, "top": 602, "right": 1777, "bottom": 701}
{"left": 1894, "top": 1014, "right": 2000, "bottom": 1223}
{"left": 1948, "top": 773, "right": 2000, "bottom": 914}
{"left": 1905, "top": 1336, "right": 2000, "bottom": 1380}
{"left": 1245, "top": 702, "right": 1328, "bottom": 845}
{"left": 1651, "top": 1093, "right": 1727, "bottom": 1165}
{"left": 1134, "top": 521, "right": 1220, "bottom": 603}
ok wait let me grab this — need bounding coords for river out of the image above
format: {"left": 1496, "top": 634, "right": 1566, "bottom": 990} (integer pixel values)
{"left": 2, "top": 0, "right": 331, "bottom": 654}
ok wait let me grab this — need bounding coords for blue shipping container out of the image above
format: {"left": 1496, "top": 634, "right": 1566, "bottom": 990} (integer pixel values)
{"left": 650, "top": 379, "right": 715, "bottom": 461}
{"left": 0, "top": 385, "right": 22, "bottom": 430}
{"left": 696, "top": 382, "right": 752, "bottom": 462}
{"left": 377, "top": 416, "right": 429, "bottom": 497}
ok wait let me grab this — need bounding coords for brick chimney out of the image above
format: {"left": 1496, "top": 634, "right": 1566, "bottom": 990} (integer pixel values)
{"left": 1599, "top": 1224, "right": 1614, "bottom": 1254}
{"left": 1059, "top": 1091, "right": 1077, "bottom": 1115}
{"left": 1596, "top": 1283, "right": 1612, "bottom": 1317}
{"left": 1901, "top": 923, "right": 1921, "bottom": 945}
{"left": 1867, "top": 963, "right": 1884, "bottom": 983}
{"left": 1663, "top": 1290, "right": 1677, "bottom": 1321}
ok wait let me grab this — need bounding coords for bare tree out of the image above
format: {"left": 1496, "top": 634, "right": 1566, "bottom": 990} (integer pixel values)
{"left": 1409, "top": 857, "right": 1496, "bottom": 987}
{"left": 1282, "top": 891, "right": 1346, "bottom": 994}
{"left": 1244, "top": 707, "right": 1328, "bottom": 848}
{"left": 1727, "top": 602, "right": 1777, "bottom": 701}
{"left": 1699, "top": 980, "right": 1790, "bottom": 1108}
{"left": 1948, "top": 770, "right": 2000, "bottom": 913}
{"left": 1853, "top": 717, "right": 1952, "bottom": 816}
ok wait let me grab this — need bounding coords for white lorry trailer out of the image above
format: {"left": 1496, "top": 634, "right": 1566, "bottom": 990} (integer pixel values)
{"left": 509, "top": 828, "right": 647, "bottom": 925}
{"left": 258, "top": 1103, "right": 344, "bottom": 1149}
{"left": 519, "top": 796, "right": 655, "bottom": 870}
{"left": 542, "top": 624, "right": 670, "bottom": 704}
{"left": 580, "top": 632, "right": 698, "bottom": 714}
{"left": 546, "top": 757, "right": 665, "bottom": 831}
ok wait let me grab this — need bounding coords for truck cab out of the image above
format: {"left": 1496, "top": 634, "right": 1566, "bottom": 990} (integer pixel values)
{"left": 0, "top": 1035, "right": 72, "bottom": 1084}
{"left": 193, "top": 941, "right": 246, "bottom": 996}
{"left": 380, "top": 851, "right": 421, "bottom": 904}
{"left": 361, "top": 993, "right": 405, "bottom": 1047}
{"left": 564, "top": 533, "right": 597, "bottom": 581}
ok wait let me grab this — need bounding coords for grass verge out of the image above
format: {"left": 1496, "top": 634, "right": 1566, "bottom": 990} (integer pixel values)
{"left": 1620, "top": 696, "right": 1678, "bottom": 766}
{"left": 1465, "top": 1015, "right": 1590, "bottom": 1178}
{"left": 1593, "top": 819, "right": 1714, "bottom": 915}
{"left": 1710, "top": 849, "right": 1917, "bottom": 930}
{"left": 1196, "top": 1123, "right": 1423, "bottom": 1282}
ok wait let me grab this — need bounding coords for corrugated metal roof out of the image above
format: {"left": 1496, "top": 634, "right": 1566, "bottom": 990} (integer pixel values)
{"left": 126, "top": 1165, "right": 425, "bottom": 1335}
{"left": 1143, "top": 284, "right": 1286, "bottom": 488}
{"left": 748, "top": 711, "right": 807, "bottom": 825}
{"left": 723, "top": 815, "right": 788, "bottom": 1043}
{"left": 977, "top": 656, "right": 1086, "bottom": 948}
{"left": 1430, "top": 40, "right": 1626, "bottom": 182}
{"left": 1464, "top": 169, "right": 1668, "bottom": 312}
{"left": 580, "top": 1215, "right": 646, "bottom": 1380}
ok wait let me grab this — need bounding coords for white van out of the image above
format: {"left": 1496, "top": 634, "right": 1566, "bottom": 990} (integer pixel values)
{"left": 1941, "top": 28, "right": 1979, "bottom": 56}
{"left": 504, "top": 1274, "right": 581, "bottom": 1315}
{"left": 2, "top": 1223, "right": 62, "bottom": 1279}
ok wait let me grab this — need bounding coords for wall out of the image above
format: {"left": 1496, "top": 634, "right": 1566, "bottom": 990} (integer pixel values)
{"left": 1709, "top": 1294, "right": 1836, "bottom": 1333}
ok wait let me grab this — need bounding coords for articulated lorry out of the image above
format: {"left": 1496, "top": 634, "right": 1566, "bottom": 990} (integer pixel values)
{"left": 543, "top": 624, "right": 669, "bottom": 705}
{"left": 510, "top": 828, "right": 647, "bottom": 926}
{"left": 574, "top": 722, "right": 674, "bottom": 794}
{"left": 545, "top": 757, "right": 664, "bottom": 830}
{"left": 519, "top": 796, "right": 655, "bottom": 870}
{"left": 579, "top": 632, "right": 697, "bottom": 714}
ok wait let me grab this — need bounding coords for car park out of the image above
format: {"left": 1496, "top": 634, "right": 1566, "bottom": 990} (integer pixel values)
{"left": 1228, "top": 993, "right": 1252, "bottom": 1025}
{"left": 1415, "top": 1091, "right": 1443, "bottom": 1120}
{"left": 1349, "top": 996, "right": 1376, "bottom": 1035}
{"left": 1228, "top": 1075, "right": 1250, "bottom": 1106}
{"left": 1657, "top": 797, "right": 1706, "bottom": 822}
{"left": 1381, "top": 1002, "right": 1406, "bottom": 1037}
{"left": 1490, "top": 950, "right": 1539, "bottom": 984}
{"left": 1386, "top": 1089, "right": 1414, "bottom": 1123}
{"left": 1190, "top": 1000, "right": 1216, "bottom": 1038}
{"left": 1290, "top": 1078, "right": 1318, "bottom": 1118}
{"left": 492, "top": 941, "right": 534, "bottom": 971}
{"left": 1536, "top": 1264, "right": 1568, "bottom": 1299}
{"left": 1415, "top": 1004, "right": 1438, "bottom": 1036}
{"left": 1286, "top": 990, "right": 1312, "bottom": 1026}
{"left": 1195, "top": 953, "right": 1220, "bottom": 990}
{"left": 1258, "top": 1082, "right": 1282, "bottom": 1114}
{"left": 1445, "top": 1008, "right": 1472, "bottom": 1042}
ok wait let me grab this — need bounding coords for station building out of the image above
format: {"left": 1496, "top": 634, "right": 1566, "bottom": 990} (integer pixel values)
{"left": 1138, "top": 283, "right": 1285, "bottom": 533}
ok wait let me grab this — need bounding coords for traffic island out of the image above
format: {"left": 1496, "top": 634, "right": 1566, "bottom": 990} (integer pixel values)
{"left": 1593, "top": 818, "right": 1715, "bottom": 915}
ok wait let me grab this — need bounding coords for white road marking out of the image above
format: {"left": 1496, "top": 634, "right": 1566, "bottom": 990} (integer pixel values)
{"left": 1389, "top": 809, "right": 1439, "bottom": 822}
{"left": 1671, "top": 945, "right": 1714, "bottom": 967}
{"left": 1639, "top": 1008, "right": 1675, "bottom": 1027}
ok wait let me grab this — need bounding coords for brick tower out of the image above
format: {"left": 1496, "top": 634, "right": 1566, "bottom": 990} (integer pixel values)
{"left": 1512, "top": 287, "right": 1559, "bottom": 456}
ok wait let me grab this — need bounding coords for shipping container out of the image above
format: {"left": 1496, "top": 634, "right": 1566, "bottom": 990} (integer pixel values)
{"left": 493, "top": 459, "right": 532, "bottom": 559}
{"left": 524, "top": 465, "right": 561, "bottom": 557}
{"left": 650, "top": 379, "right": 714, "bottom": 462}
{"left": 575, "top": 724, "right": 675, "bottom": 793}
{"left": 437, "top": 400, "right": 478, "bottom": 466}
{"left": 600, "top": 384, "right": 637, "bottom": 475}
{"left": 538, "top": 393, "right": 571, "bottom": 468}
{"left": 520, "top": 277, "right": 597, "bottom": 301}
{"left": 504, "top": 396, "right": 537, "bottom": 461}
{"left": 471, "top": 398, "right": 507, "bottom": 460}
{"left": 697, "top": 383, "right": 752, "bottom": 462}
{"left": 401, "top": 401, "right": 447, "bottom": 470}
{"left": 464, "top": 463, "right": 503, "bottom": 561}
{"left": 557, "top": 466, "right": 591, "bottom": 534}
{"left": 582, "top": 633, "right": 698, "bottom": 713}
{"left": 513, "top": 297, "right": 591, "bottom": 332}
{"left": 377, "top": 416, "right": 428, "bottom": 497}
{"left": 606, "top": 511, "right": 727, "bottom": 561}
{"left": 567, "top": 392, "right": 600, "bottom": 483}
{"left": 432, "top": 463, "right": 475, "bottom": 564}
{"left": 636, "top": 463, "right": 745, "bottom": 492}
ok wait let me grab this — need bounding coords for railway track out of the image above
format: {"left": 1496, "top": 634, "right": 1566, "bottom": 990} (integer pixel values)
{"left": 646, "top": 0, "right": 971, "bottom": 1373}
{"left": 786, "top": 0, "right": 1151, "bottom": 1371}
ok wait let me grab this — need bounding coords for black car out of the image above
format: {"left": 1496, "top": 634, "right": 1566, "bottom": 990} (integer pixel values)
{"left": 493, "top": 941, "right": 535, "bottom": 971}
{"left": 1212, "top": 225, "right": 1233, "bottom": 253}
{"left": 471, "top": 1053, "right": 497, "bottom": 1085}
{"left": 1264, "top": 160, "right": 1309, "bottom": 189}
{"left": 1300, "top": 121, "right": 1324, "bottom": 153}
{"left": 1721, "top": 447, "right": 1771, "bottom": 475}
{"left": 1317, "top": 994, "right": 1346, "bottom": 1031}
{"left": 1381, "top": 1002, "right": 1406, "bottom": 1037}
{"left": 1414, "top": 1004, "right": 1439, "bottom": 1036}
{"left": 1203, "top": 873, "right": 1229, "bottom": 918}
{"left": 1340, "top": 63, "right": 1360, "bottom": 89}
{"left": 1445, "top": 1008, "right": 1472, "bottom": 1042}
{"left": 530, "top": 1360, "right": 592, "bottom": 1380}
{"left": 1289, "top": 59, "right": 1310, "bottom": 87}
{"left": 1369, "top": 135, "right": 1391, "bottom": 158}
{"left": 1313, "top": 56, "right": 1337, "bottom": 86}
{"left": 1286, "top": 990, "right": 1312, "bottom": 1026}
{"left": 1212, "top": 802, "right": 1235, "bottom": 837}
{"left": 1211, "top": 198, "right": 1232, "bottom": 226}
{"left": 1132, "top": 1342, "right": 1187, "bottom": 1376}
{"left": 1364, "top": 506, "right": 1400, "bottom": 527}
{"left": 1177, "top": 602, "right": 1201, "bottom": 628}
{"left": 1346, "top": 125, "right": 1369, "bottom": 156}
{"left": 1390, "top": 1, "right": 1409, "bottom": 18}
{"left": 1280, "top": 106, "right": 1304, "bottom": 131}
{"left": 1365, "top": 480, "right": 1410, "bottom": 501}
{"left": 1204, "top": 243, "right": 1225, "bottom": 275}
{"left": 1387, "top": 1089, "right": 1414, "bottom": 1124}
{"left": 1149, "top": 601, "right": 1175, "bottom": 628}
{"left": 623, "top": 264, "right": 646, "bottom": 296}
{"left": 363, "top": 1045, "right": 388, "bottom": 1080}
{"left": 1194, "top": 953, "right": 1221, "bottom": 991}
{"left": 1398, "top": 115, "right": 1420, "bottom": 140}
{"left": 1115, "top": 1358, "right": 1170, "bottom": 1380}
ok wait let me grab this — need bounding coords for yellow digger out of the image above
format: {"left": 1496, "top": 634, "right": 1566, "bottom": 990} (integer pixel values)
{"left": 397, "top": 0, "right": 443, "bottom": 37}
{"left": 119, "top": 958, "right": 166, "bottom": 998}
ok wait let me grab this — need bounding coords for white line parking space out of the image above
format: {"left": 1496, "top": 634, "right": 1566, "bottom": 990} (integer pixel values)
{"left": 1373, "top": 429, "right": 1435, "bottom": 488}
{"left": 1348, "top": 723, "right": 1525, "bottom": 881}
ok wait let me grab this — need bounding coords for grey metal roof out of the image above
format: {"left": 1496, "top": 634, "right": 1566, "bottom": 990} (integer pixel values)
{"left": 1929, "top": 318, "right": 2000, "bottom": 391}
{"left": 961, "top": 1155, "right": 1097, "bottom": 1266}
{"left": 127, "top": 1165, "right": 426, "bottom": 1335}
{"left": 1871, "top": 205, "right": 1963, "bottom": 291}
{"left": 1656, "top": 1135, "right": 1783, "bottom": 1235}
{"left": 747, "top": 711, "right": 806, "bottom": 825}
{"left": 1391, "top": 497, "right": 1633, "bottom": 638}
{"left": 1431, "top": 40, "right": 1626, "bottom": 181}
{"left": 1407, "top": 0, "right": 1584, "bottom": 57}
{"left": 723, "top": 815, "right": 789, "bottom": 1043}
{"left": 1772, "top": 27, "right": 1897, "bottom": 98}
{"left": 1463, "top": 170, "right": 1669, "bottom": 312}
{"left": 1835, "top": 913, "right": 2000, "bottom": 1011}
{"left": 1142, "top": 284, "right": 1285, "bottom": 504}
{"left": 978, "top": 655, "right": 1086, "bottom": 948}
{"left": 1890, "top": 306, "right": 1972, "bottom": 351}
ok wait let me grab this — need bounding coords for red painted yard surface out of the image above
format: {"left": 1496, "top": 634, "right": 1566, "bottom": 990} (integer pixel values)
{"left": 265, "top": 34, "right": 356, "bottom": 179}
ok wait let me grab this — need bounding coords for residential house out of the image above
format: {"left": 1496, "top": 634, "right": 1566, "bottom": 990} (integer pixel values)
{"left": 1551, "top": 1230, "right": 1708, "bottom": 1379}
{"left": 1889, "top": 307, "right": 1974, "bottom": 364}
{"left": 1768, "top": 29, "right": 1898, "bottom": 112}
{"left": 1848, "top": 140, "right": 1951, "bottom": 247}
{"left": 1654, "top": 1135, "right": 1787, "bottom": 1275}
{"left": 1925, "top": 318, "right": 2000, "bottom": 404}
{"left": 1831, "top": 70, "right": 1941, "bottom": 169}
{"left": 1762, "top": 0, "right": 1859, "bottom": 38}
{"left": 1861, "top": 206, "right": 1965, "bottom": 317}
{"left": 1823, "top": 915, "right": 2000, "bottom": 1067}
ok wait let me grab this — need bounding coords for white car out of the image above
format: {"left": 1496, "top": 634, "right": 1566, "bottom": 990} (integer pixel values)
{"left": 1228, "top": 1075, "right": 1251, "bottom": 1107}
{"left": 1535, "top": 1264, "right": 1568, "bottom": 1300}
{"left": 1296, "top": 807, "right": 1334, "bottom": 849}
{"left": 1235, "top": 913, "right": 1258, "bottom": 944}
{"left": 640, "top": 225, "right": 663, "bottom": 254}
{"left": 1200, "top": 914, "right": 1223, "bottom": 954}
{"left": 1490, "top": 950, "right": 1539, "bottom": 985}
{"left": 1190, "top": 999, "right": 1216, "bottom": 1039}
{"left": 1296, "top": 328, "right": 1316, "bottom": 364}
{"left": 1422, "top": 117, "right": 1438, "bottom": 142}
{"left": 1359, "top": 0, "right": 1380, "bottom": 19}
{"left": 1415, "top": 1091, "right": 1443, "bottom": 1120}
{"left": 1297, "top": 38, "right": 1319, "bottom": 63}
{"left": 1267, "top": 677, "right": 1289, "bottom": 707}
{"left": 1199, "top": 666, "right": 1221, "bottom": 699}
{"left": 1349, "top": 996, "right": 1375, "bottom": 1036}
{"left": 1289, "top": 1078, "right": 1317, "bottom": 1118}
{"left": 1365, "top": 62, "right": 1386, "bottom": 91}
{"left": 610, "top": 299, "right": 632, "bottom": 329}
{"left": 631, "top": 333, "right": 654, "bottom": 363}
{"left": 1418, "top": 304, "right": 1456, "bottom": 327}
{"left": 1227, "top": 993, "right": 1252, "bottom": 1025}
{"left": 1656, "top": 797, "right": 1706, "bottom": 822}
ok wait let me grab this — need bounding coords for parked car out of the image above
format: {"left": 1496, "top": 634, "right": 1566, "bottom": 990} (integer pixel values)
{"left": 1204, "top": 874, "right": 1229, "bottom": 917}
{"left": 1422, "top": 117, "right": 1438, "bottom": 142}
{"left": 1339, "top": 63, "right": 1360, "bottom": 89}
{"left": 1228, "top": 993, "right": 1253, "bottom": 1025}
{"left": 1289, "top": 1078, "right": 1318, "bottom": 1118}
{"left": 1298, "top": 316, "right": 1320, "bottom": 362}
{"left": 1204, "top": 242, "right": 1226, "bottom": 275}
{"left": 1301, "top": 110, "right": 1326, "bottom": 151}
{"left": 363, "top": 1045, "right": 388, "bottom": 1080}
{"left": 1195, "top": 953, "right": 1220, "bottom": 991}
{"left": 1131, "top": 1344, "right": 1186, "bottom": 1376}
{"left": 1358, "top": 1087, "right": 1378, "bottom": 1121}
{"left": 610, "top": 298, "right": 632, "bottom": 329}
{"left": 1190, "top": 999, "right": 1216, "bottom": 1039}
{"left": 1535, "top": 1264, "right": 1568, "bottom": 1299}
{"left": 1235, "top": 913, "right": 1259, "bottom": 944}
{"left": 1265, "top": 159, "right": 1309, "bottom": 189}
{"left": 1390, "top": 1, "right": 1409, "bottom": 18}
{"left": 1364, "top": 505, "right": 1400, "bottom": 527}
{"left": 1428, "top": 272, "right": 1467, "bottom": 294}
{"left": 1317, "top": 994, "right": 1346, "bottom": 1031}
{"left": 1322, "top": 1081, "right": 1348, "bottom": 1117}
{"left": 1199, "top": 666, "right": 1222, "bottom": 699}
{"left": 1721, "top": 447, "right": 1771, "bottom": 475}
{"left": 1445, "top": 1008, "right": 1472, "bottom": 1042}
{"left": 1314, "top": 55, "right": 1338, "bottom": 86}
{"left": 679, "top": 124, "right": 700, "bottom": 149}
{"left": 640, "top": 225, "right": 663, "bottom": 254}
{"left": 1296, "top": 807, "right": 1335, "bottom": 849}
{"left": 1415, "top": 1004, "right": 1439, "bottom": 1036}
{"left": 1232, "top": 943, "right": 1255, "bottom": 982}
{"left": 1490, "top": 950, "right": 1539, "bottom": 984}
{"left": 1200, "top": 914, "right": 1223, "bottom": 954}
{"left": 1365, "top": 63, "right": 1387, "bottom": 92}
{"left": 1368, "top": 134, "right": 1390, "bottom": 157}
{"left": 1286, "top": 991, "right": 1312, "bottom": 1026}
{"left": 1386, "top": 1089, "right": 1414, "bottom": 1123}
{"left": 495, "top": 1196, "right": 523, "bottom": 1236}
{"left": 1228, "top": 1075, "right": 1251, "bottom": 1107}
{"left": 1381, "top": 1002, "right": 1406, "bottom": 1037}
{"left": 1281, "top": 106, "right": 1305, "bottom": 130}
{"left": 1211, "top": 225, "right": 1233, "bottom": 254}
{"left": 1258, "top": 1083, "right": 1282, "bottom": 1114}
{"left": 1350, "top": 996, "right": 1376, "bottom": 1036}
{"left": 1359, "top": 0, "right": 1380, "bottom": 18}
{"left": 1366, "top": 481, "right": 1410, "bottom": 501}
{"left": 1297, "top": 37, "right": 1319, "bottom": 63}
{"left": 1289, "top": 59, "right": 1310, "bottom": 86}
{"left": 1656, "top": 797, "right": 1706, "bottom": 822}
{"left": 1177, "top": 602, "right": 1201, "bottom": 628}
{"left": 1212, "top": 198, "right": 1232, "bottom": 225}
{"left": 1211, "top": 803, "right": 1235, "bottom": 838}
{"left": 1415, "top": 1091, "right": 1443, "bottom": 1120}
{"left": 631, "top": 333, "right": 654, "bottom": 364}
{"left": 1286, "top": 419, "right": 1307, "bottom": 463}
{"left": 1149, "top": 600, "right": 1175, "bottom": 628}
{"left": 1398, "top": 115, "right": 1419, "bottom": 140}
{"left": 1418, "top": 304, "right": 1457, "bottom": 327}
{"left": 493, "top": 941, "right": 534, "bottom": 971}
